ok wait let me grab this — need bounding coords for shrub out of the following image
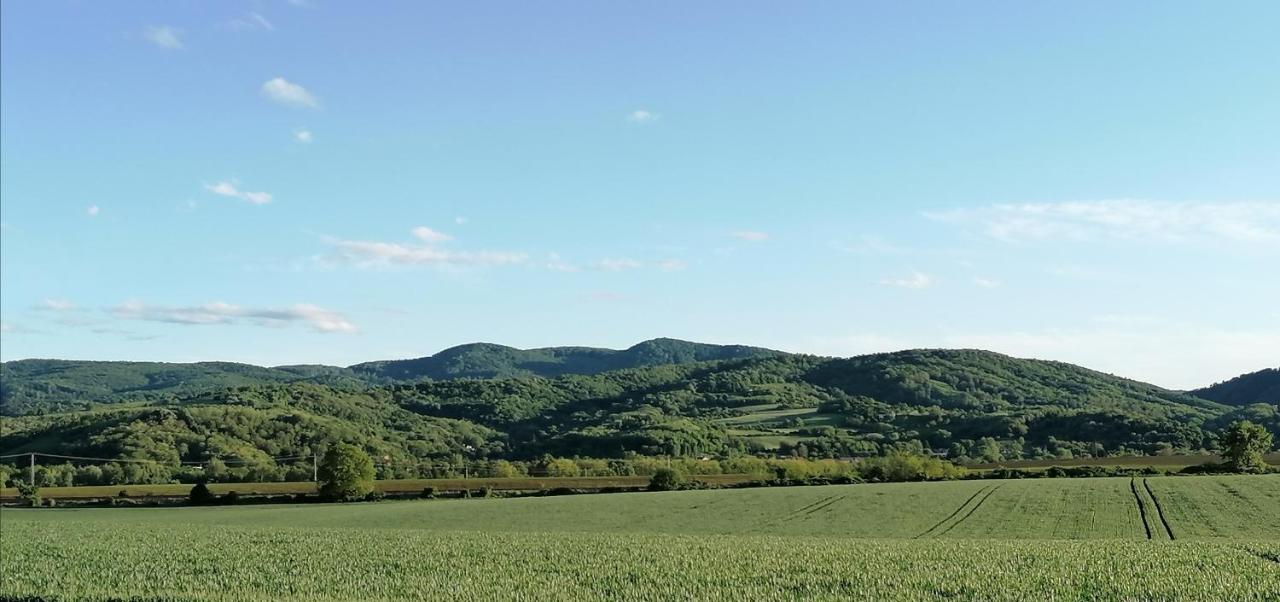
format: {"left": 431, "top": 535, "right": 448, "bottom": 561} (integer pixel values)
{"left": 420, "top": 487, "right": 435, "bottom": 499}
{"left": 221, "top": 491, "right": 240, "bottom": 505}
{"left": 17, "top": 482, "right": 41, "bottom": 508}
{"left": 649, "top": 467, "right": 685, "bottom": 491}
{"left": 188, "top": 482, "right": 216, "bottom": 505}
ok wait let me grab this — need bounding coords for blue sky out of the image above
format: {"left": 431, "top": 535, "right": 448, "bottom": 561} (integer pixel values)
{"left": 1, "top": 1, "right": 1277, "bottom": 389}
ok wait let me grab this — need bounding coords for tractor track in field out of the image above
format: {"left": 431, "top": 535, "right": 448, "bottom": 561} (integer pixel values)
{"left": 915, "top": 485, "right": 992, "bottom": 539}
{"left": 787, "top": 495, "right": 840, "bottom": 517}
{"left": 800, "top": 494, "right": 847, "bottom": 517}
{"left": 1142, "top": 478, "right": 1176, "bottom": 540}
{"left": 1131, "top": 478, "right": 1153, "bottom": 539}
{"left": 934, "top": 484, "right": 1003, "bottom": 537}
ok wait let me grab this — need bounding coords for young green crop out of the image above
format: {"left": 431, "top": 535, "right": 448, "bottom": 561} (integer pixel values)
{"left": 2, "top": 475, "right": 1278, "bottom": 601}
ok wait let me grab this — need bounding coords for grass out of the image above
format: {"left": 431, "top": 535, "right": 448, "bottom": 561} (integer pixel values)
{"left": 2, "top": 475, "right": 1278, "bottom": 600}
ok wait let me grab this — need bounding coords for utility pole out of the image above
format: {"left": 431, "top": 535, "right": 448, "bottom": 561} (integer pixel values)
{"left": 29, "top": 452, "right": 36, "bottom": 487}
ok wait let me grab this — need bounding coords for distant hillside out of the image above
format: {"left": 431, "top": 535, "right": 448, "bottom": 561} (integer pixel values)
{"left": 349, "top": 338, "right": 783, "bottom": 381}
{"left": 0, "top": 360, "right": 314, "bottom": 415}
{"left": 1, "top": 349, "right": 1242, "bottom": 482}
{"left": 0, "top": 339, "right": 783, "bottom": 415}
{"left": 1192, "top": 368, "right": 1280, "bottom": 406}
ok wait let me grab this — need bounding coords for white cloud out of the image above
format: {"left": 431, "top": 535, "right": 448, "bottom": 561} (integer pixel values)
{"left": 205, "top": 181, "right": 273, "bottom": 205}
{"left": 657, "top": 259, "right": 688, "bottom": 272}
{"left": 880, "top": 271, "right": 934, "bottom": 289}
{"left": 626, "top": 110, "right": 660, "bottom": 124}
{"left": 0, "top": 322, "right": 12, "bottom": 333}
{"left": 228, "top": 12, "right": 275, "bottom": 31}
{"left": 546, "top": 253, "right": 579, "bottom": 272}
{"left": 925, "top": 200, "right": 1280, "bottom": 244}
{"left": 86, "top": 205, "right": 100, "bottom": 217}
{"left": 730, "top": 230, "right": 769, "bottom": 242}
{"left": 144, "top": 26, "right": 183, "bottom": 49}
{"left": 411, "top": 226, "right": 452, "bottom": 243}
{"left": 38, "top": 299, "right": 77, "bottom": 311}
{"left": 112, "top": 300, "right": 356, "bottom": 333}
{"left": 595, "top": 258, "right": 644, "bottom": 272}
{"left": 972, "top": 277, "right": 1001, "bottom": 288}
{"left": 261, "top": 78, "right": 319, "bottom": 109}
{"left": 455, "top": 216, "right": 468, "bottom": 225}
{"left": 323, "top": 230, "right": 526, "bottom": 269}
{"left": 294, "top": 128, "right": 313, "bottom": 143}
{"left": 831, "top": 236, "right": 904, "bottom": 255}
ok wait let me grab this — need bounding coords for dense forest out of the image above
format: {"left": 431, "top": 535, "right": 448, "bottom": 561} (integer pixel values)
{"left": 0, "top": 338, "right": 779, "bottom": 415}
{"left": 1192, "top": 367, "right": 1280, "bottom": 406}
{"left": 3, "top": 344, "right": 1275, "bottom": 486}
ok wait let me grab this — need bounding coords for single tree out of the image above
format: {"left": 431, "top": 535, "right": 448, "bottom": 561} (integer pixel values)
{"left": 318, "top": 443, "right": 376, "bottom": 501}
{"left": 648, "top": 467, "right": 685, "bottom": 491}
{"left": 1221, "top": 420, "right": 1274, "bottom": 473}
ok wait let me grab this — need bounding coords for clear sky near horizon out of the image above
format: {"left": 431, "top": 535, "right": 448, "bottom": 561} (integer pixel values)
{"left": 1, "top": 2, "right": 1277, "bottom": 389}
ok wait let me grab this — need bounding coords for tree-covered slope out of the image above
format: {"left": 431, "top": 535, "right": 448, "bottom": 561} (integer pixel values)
{"left": 1192, "top": 368, "right": 1280, "bottom": 406}
{"left": 348, "top": 338, "right": 782, "bottom": 381}
{"left": 0, "top": 339, "right": 784, "bottom": 416}
{"left": 0, "top": 360, "right": 319, "bottom": 415}
{"left": 1, "top": 348, "right": 1251, "bottom": 478}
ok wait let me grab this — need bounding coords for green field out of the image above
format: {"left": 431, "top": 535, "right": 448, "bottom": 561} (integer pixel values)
{"left": 2, "top": 475, "right": 1278, "bottom": 600}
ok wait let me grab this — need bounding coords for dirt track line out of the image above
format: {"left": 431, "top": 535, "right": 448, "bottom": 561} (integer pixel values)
{"left": 788, "top": 495, "right": 838, "bottom": 517}
{"left": 1143, "top": 478, "right": 1176, "bottom": 540}
{"left": 1130, "top": 477, "right": 1152, "bottom": 540}
{"left": 915, "top": 486, "right": 991, "bottom": 539}
{"left": 801, "top": 494, "right": 847, "bottom": 517}
{"left": 935, "top": 484, "right": 1003, "bottom": 538}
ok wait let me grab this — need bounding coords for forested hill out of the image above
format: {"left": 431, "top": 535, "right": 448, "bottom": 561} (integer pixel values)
{"left": 348, "top": 338, "right": 781, "bottom": 381}
{"left": 1192, "top": 368, "right": 1280, "bottom": 406}
{"left": 4, "top": 349, "right": 1265, "bottom": 484}
{"left": 0, "top": 338, "right": 782, "bottom": 415}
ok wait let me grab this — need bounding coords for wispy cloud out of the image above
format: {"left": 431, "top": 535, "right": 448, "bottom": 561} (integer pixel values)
{"left": 925, "top": 200, "right": 1280, "bottom": 244}
{"left": 205, "top": 181, "right": 273, "bottom": 205}
{"left": 831, "top": 236, "right": 904, "bottom": 255}
{"left": 972, "top": 277, "right": 1001, "bottom": 288}
{"left": 144, "top": 26, "right": 183, "bottom": 49}
{"left": 410, "top": 226, "right": 452, "bottom": 243}
{"left": 261, "top": 77, "right": 319, "bottom": 109}
{"left": 227, "top": 12, "right": 275, "bottom": 31}
{"left": 38, "top": 299, "right": 77, "bottom": 311}
{"left": 730, "top": 230, "right": 769, "bottom": 242}
{"left": 626, "top": 110, "right": 660, "bottom": 124}
{"left": 657, "top": 259, "right": 688, "bottom": 272}
{"left": 594, "top": 258, "right": 644, "bottom": 272}
{"left": 322, "top": 229, "right": 526, "bottom": 269}
{"left": 880, "top": 271, "right": 934, "bottom": 289}
{"left": 86, "top": 205, "right": 100, "bottom": 217}
{"left": 546, "top": 253, "right": 579, "bottom": 272}
{"left": 294, "top": 128, "right": 313, "bottom": 143}
{"left": 112, "top": 301, "right": 356, "bottom": 333}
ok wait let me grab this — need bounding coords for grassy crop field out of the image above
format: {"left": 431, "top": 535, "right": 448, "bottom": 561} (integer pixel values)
{"left": 2, "top": 475, "right": 1278, "bottom": 601}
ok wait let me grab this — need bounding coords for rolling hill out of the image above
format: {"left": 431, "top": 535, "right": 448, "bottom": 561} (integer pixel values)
{"left": 0, "top": 338, "right": 783, "bottom": 415}
{"left": 1192, "top": 368, "right": 1280, "bottom": 406}
{"left": 1, "top": 348, "right": 1254, "bottom": 485}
